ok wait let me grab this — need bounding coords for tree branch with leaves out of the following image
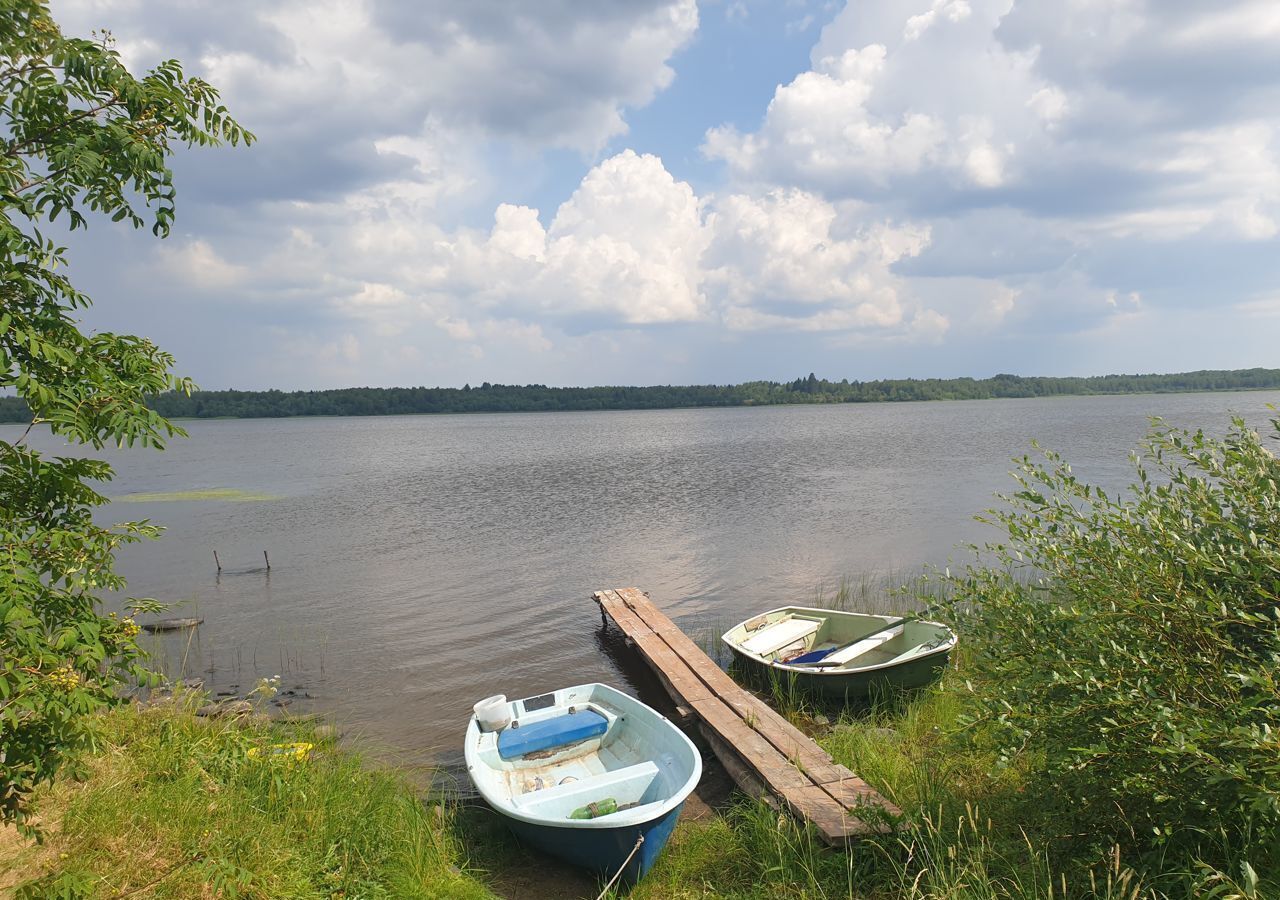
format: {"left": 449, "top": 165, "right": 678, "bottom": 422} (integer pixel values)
{"left": 0, "top": 0, "right": 252, "bottom": 830}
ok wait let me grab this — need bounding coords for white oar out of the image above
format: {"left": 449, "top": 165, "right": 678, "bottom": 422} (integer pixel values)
{"left": 785, "top": 616, "right": 910, "bottom": 667}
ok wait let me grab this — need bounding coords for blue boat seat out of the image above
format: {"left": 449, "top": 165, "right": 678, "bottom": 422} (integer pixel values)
{"left": 498, "top": 709, "right": 608, "bottom": 760}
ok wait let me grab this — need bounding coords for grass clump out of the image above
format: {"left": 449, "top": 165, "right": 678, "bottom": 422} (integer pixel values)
{"left": 0, "top": 696, "right": 490, "bottom": 898}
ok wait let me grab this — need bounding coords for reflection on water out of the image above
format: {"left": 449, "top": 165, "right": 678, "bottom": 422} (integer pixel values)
{"left": 5, "top": 391, "right": 1277, "bottom": 773}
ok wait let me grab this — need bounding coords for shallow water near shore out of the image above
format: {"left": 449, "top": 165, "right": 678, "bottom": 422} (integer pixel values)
{"left": 5, "top": 391, "right": 1277, "bottom": 781}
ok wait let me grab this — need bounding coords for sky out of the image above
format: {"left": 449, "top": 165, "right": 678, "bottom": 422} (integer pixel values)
{"left": 47, "top": 0, "right": 1280, "bottom": 390}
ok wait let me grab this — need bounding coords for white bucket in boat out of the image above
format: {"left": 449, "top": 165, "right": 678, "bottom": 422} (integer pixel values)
{"left": 473, "top": 694, "right": 511, "bottom": 732}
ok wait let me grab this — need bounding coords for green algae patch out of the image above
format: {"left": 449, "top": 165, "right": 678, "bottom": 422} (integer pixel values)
{"left": 115, "top": 487, "right": 281, "bottom": 503}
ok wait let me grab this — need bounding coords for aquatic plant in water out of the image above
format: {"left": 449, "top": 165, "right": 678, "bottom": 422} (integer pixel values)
{"left": 114, "top": 487, "right": 280, "bottom": 503}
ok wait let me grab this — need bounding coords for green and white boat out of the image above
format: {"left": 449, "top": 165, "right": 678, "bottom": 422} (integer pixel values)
{"left": 721, "top": 607, "right": 956, "bottom": 700}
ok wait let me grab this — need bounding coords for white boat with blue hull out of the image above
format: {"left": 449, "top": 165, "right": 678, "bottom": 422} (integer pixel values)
{"left": 464, "top": 683, "right": 702, "bottom": 885}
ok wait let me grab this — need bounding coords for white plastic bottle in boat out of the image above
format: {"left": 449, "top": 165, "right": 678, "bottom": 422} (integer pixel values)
{"left": 473, "top": 695, "right": 510, "bottom": 732}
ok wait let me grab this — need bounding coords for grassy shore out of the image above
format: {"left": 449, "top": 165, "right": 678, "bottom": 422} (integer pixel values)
{"left": 0, "top": 695, "right": 488, "bottom": 899}
{"left": 1, "top": 676, "right": 1210, "bottom": 900}
{"left": 4, "top": 574, "right": 1273, "bottom": 898}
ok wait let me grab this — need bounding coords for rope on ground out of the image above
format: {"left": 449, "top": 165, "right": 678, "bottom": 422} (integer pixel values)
{"left": 595, "top": 833, "right": 644, "bottom": 900}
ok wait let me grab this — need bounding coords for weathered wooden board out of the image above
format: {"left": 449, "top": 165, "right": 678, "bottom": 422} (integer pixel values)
{"left": 597, "top": 590, "right": 714, "bottom": 703}
{"left": 593, "top": 590, "right": 654, "bottom": 637}
{"left": 819, "top": 775, "right": 900, "bottom": 820}
{"left": 700, "top": 729, "right": 775, "bottom": 807}
{"left": 611, "top": 588, "right": 882, "bottom": 794}
{"left": 689, "top": 698, "right": 812, "bottom": 793}
{"left": 629, "top": 631, "right": 716, "bottom": 704}
{"left": 594, "top": 587, "right": 900, "bottom": 844}
{"left": 781, "top": 785, "right": 884, "bottom": 838}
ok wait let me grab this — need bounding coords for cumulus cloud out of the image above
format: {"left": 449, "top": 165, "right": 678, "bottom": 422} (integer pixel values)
{"left": 47, "top": 0, "right": 1280, "bottom": 388}
{"left": 449, "top": 151, "right": 711, "bottom": 325}
{"left": 349, "top": 151, "right": 941, "bottom": 338}
{"left": 704, "top": 0, "right": 1056, "bottom": 196}
{"left": 151, "top": 239, "right": 247, "bottom": 291}
{"left": 371, "top": 0, "right": 699, "bottom": 149}
{"left": 708, "top": 0, "right": 1280, "bottom": 236}
{"left": 57, "top": 0, "right": 697, "bottom": 154}
{"left": 697, "top": 0, "right": 1280, "bottom": 364}
{"left": 125, "top": 145, "right": 944, "bottom": 375}
{"left": 703, "top": 189, "right": 931, "bottom": 332}
{"left": 452, "top": 154, "right": 944, "bottom": 339}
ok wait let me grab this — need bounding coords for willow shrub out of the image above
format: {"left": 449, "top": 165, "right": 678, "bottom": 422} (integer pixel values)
{"left": 937, "top": 416, "right": 1280, "bottom": 877}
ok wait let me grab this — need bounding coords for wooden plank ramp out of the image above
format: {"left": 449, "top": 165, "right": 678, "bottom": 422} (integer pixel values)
{"left": 593, "top": 587, "right": 900, "bottom": 844}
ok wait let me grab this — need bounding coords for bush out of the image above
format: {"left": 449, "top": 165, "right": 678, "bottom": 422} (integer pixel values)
{"left": 937, "top": 416, "right": 1280, "bottom": 879}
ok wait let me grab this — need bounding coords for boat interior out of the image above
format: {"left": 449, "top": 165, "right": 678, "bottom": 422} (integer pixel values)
{"left": 724, "top": 607, "right": 953, "bottom": 670}
{"left": 467, "top": 684, "right": 695, "bottom": 824}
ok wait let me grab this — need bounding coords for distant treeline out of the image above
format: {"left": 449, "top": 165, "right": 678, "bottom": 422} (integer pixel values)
{"left": 2, "top": 368, "right": 1279, "bottom": 423}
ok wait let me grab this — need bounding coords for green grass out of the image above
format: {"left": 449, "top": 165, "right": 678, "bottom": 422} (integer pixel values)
{"left": 0, "top": 696, "right": 490, "bottom": 898}
{"left": 613, "top": 673, "right": 1164, "bottom": 900}
{"left": 113, "top": 487, "right": 280, "bottom": 502}
{"left": 3, "top": 657, "right": 1268, "bottom": 898}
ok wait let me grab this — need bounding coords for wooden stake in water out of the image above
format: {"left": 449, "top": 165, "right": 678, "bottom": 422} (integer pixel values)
{"left": 264, "top": 550, "right": 271, "bottom": 571}
{"left": 214, "top": 550, "right": 221, "bottom": 572}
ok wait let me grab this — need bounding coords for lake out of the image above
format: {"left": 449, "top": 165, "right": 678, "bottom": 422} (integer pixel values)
{"left": 5, "top": 391, "right": 1277, "bottom": 776}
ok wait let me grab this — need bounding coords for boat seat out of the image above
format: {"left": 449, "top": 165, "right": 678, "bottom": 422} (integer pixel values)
{"left": 512, "top": 760, "right": 660, "bottom": 819}
{"left": 878, "top": 642, "right": 932, "bottom": 667}
{"left": 498, "top": 709, "right": 608, "bottom": 761}
{"left": 824, "top": 625, "right": 903, "bottom": 666}
{"left": 741, "top": 617, "right": 820, "bottom": 656}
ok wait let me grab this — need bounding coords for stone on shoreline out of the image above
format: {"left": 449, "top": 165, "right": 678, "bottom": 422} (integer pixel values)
{"left": 195, "top": 699, "right": 253, "bottom": 719}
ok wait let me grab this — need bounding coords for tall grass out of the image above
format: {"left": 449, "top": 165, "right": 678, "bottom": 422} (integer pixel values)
{"left": 610, "top": 671, "right": 1168, "bottom": 899}
{"left": 0, "top": 694, "right": 489, "bottom": 898}
{"left": 669, "top": 561, "right": 1219, "bottom": 899}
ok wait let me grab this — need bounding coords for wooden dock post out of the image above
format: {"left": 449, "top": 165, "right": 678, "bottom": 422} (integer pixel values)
{"left": 593, "top": 587, "right": 900, "bottom": 844}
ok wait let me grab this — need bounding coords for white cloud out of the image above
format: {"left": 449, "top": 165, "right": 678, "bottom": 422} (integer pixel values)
{"left": 961, "top": 137, "right": 1005, "bottom": 188}
{"left": 698, "top": 0, "right": 1280, "bottom": 363}
{"left": 704, "top": 43, "right": 948, "bottom": 191}
{"left": 904, "top": 0, "right": 971, "bottom": 42}
{"left": 48, "top": 0, "right": 1280, "bottom": 389}
{"left": 53, "top": 0, "right": 698, "bottom": 161}
{"left": 440, "top": 156, "right": 942, "bottom": 337}
{"left": 192, "top": 146, "right": 942, "bottom": 346}
{"left": 153, "top": 239, "right": 246, "bottom": 289}
{"left": 704, "top": 1, "right": 1057, "bottom": 196}
{"left": 454, "top": 151, "right": 712, "bottom": 325}
{"left": 704, "top": 188, "right": 931, "bottom": 330}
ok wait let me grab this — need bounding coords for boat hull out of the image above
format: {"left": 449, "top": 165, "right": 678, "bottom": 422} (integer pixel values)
{"left": 728, "top": 644, "right": 951, "bottom": 700}
{"left": 721, "top": 606, "right": 957, "bottom": 703}
{"left": 502, "top": 800, "right": 684, "bottom": 884}
{"left": 464, "top": 683, "right": 700, "bottom": 886}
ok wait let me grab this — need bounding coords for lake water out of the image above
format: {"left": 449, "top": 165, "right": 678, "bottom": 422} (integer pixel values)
{"left": 5, "top": 391, "right": 1278, "bottom": 776}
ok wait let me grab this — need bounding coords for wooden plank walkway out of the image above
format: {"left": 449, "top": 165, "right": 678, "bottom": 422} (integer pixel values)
{"left": 593, "top": 587, "right": 900, "bottom": 844}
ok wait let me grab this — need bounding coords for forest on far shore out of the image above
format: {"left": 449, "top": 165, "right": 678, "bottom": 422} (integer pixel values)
{"left": 2, "top": 368, "right": 1278, "bottom": 423}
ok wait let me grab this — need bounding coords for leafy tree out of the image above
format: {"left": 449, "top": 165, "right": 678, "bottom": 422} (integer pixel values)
{"left": 0, "top": 0, "right": 250, "bottom": 829}
{"left": 937, "top": 416, "right": 1280, "bottom": 878}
